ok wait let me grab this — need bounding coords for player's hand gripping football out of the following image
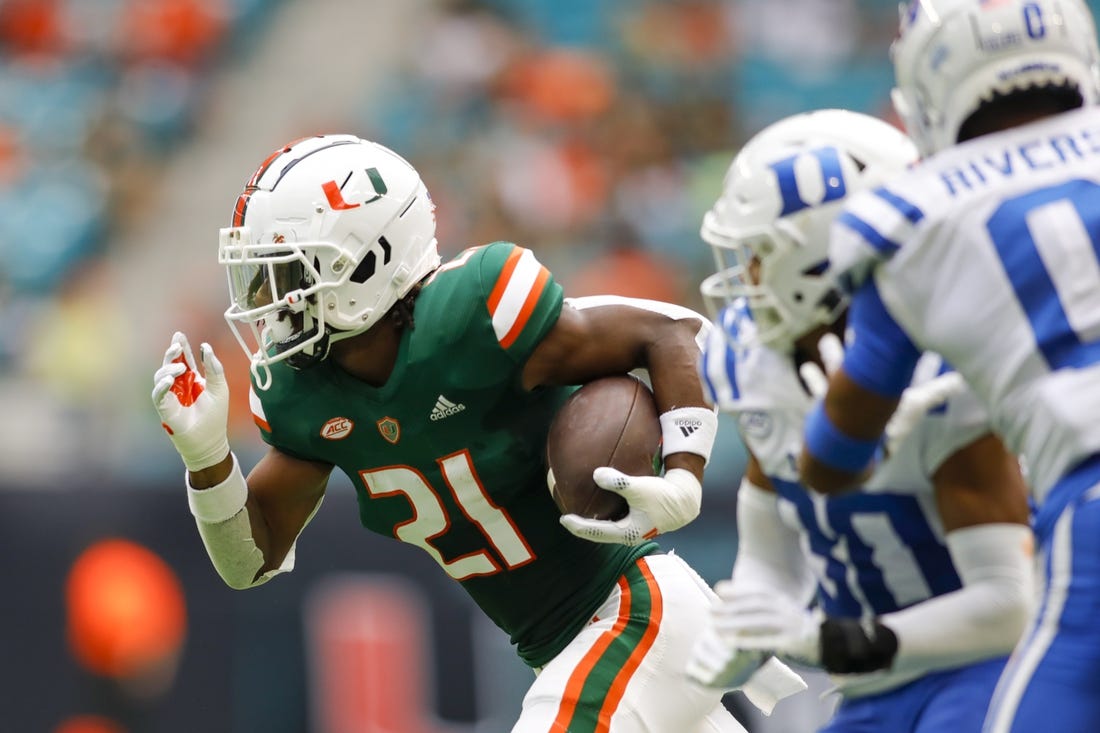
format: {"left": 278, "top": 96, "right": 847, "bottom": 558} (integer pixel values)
{"left": 558, "top": 466, "right": 701, "bottom": 546}
{"left": 798, "top": 332, "right": 965, "bottom": 455}
{"left": 152, "top": 331, "right": 231, "bottom": 472}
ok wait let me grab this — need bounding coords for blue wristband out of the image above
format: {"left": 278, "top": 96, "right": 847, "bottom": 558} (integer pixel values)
{"left": 804, "top": 402, "right": 879, "bottom": 473}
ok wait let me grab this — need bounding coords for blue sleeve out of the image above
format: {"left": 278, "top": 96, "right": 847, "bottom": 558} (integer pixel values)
{"left": 843, "top": 278, "right": 922, "bottom": 397}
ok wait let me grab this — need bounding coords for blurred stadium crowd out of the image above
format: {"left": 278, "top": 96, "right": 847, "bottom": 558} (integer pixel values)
{"left": 0, "top": 0, "right": 1011, "bottom": 488}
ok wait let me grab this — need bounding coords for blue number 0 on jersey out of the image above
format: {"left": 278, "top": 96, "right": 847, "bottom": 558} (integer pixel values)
{"left": 986, "top": 178, "right": 1100, "bottom": 369}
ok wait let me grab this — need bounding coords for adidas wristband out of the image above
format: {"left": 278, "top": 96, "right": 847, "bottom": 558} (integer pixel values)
{"left": 819, "top": 616, "right": 899, "bottom": 674}
{"left": 660, "top": 407, "right": 718, "bottom": 466}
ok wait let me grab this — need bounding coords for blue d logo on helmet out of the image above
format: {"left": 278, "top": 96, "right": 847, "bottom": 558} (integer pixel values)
{"left": 768, "top": 147, "right": 849, "bottom": 217}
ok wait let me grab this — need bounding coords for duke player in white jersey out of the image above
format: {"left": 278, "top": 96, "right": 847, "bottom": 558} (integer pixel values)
{"left": 798, "top": 2, "right": 1100, "bottom": 732}
{"left": 684, "top": 109, "right": 1034, "bottom": 732}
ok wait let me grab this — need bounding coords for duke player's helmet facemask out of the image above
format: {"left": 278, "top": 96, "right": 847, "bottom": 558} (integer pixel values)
{"left": 220, "top": 135, "right": 441, "bottom": 389}
{"left": 699, "top": 109, "right": 919, "bottom": 353}
{"left": 892, "top": 0, "right": 1100, "bottom": 158}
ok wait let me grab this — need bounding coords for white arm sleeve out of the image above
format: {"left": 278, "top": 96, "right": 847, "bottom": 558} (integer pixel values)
{"left": 882, "top": 522, "right": 1035, "bottom": 674}
{"left": 187, "top": 454, "right": 323, "bottom": 590}
{"left": 730, "top": 478, "right": 816, "bottom": 604}
{"left": 564, "top": 294, "right": 711, "bottom": 348}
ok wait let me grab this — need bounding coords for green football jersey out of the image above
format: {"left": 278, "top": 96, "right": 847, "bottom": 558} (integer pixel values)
{"left": 250, "top": 241, "right": 657, "bottom": 668}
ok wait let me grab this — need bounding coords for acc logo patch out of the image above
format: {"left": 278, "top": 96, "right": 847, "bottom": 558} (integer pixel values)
{"left": 376, "top": 417, "right": 400, "bottom": 445}
{"left": 321, "top": 417, "right": 354, "bottom": 440}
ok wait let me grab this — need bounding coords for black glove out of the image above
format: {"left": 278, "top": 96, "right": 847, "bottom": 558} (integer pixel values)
{"left": 819, "top": 617, "right": 898, "bottom": 674}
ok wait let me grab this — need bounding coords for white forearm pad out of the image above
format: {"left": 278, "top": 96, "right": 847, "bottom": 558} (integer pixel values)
{"left": 186, "top": 456, "right": 286, "bottom": 590}
{"left": 660, "top": 407, "right": 718, "bottom": 465}
{"left": 730, "top": 479, "right": 816, "bottom": 602}
{"left": 882, "top": 523, "right": 1036, "bottom": 674}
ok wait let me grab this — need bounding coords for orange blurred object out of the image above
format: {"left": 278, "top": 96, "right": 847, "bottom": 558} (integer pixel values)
{"left": 53, "top": 714, "right": 126, "bottom": 733}
{"left": 499, "top": 49, "right": 616, "bottom": 123}
{"left": 66, "top": 539, "right": 187, "bottom": 679}
{"left": 118, "top": 0, "right": 228, "bottom": 67}
{"left": 0, "top": 0, "right": 67, "bottom": 56}
{"left": 567, "top": 246, "right": 687, "bottom": 303}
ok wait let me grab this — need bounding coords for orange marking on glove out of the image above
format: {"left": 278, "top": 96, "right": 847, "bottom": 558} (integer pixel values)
{"left": 170, "top": 354, "right": 204, "bottom": 407}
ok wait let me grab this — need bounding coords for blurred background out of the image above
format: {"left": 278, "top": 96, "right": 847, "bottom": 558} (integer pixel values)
{"left": 0, "top": 0, "right": 1045, "bottom": 731}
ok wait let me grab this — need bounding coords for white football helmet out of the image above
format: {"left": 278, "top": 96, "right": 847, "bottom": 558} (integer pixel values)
{"left": 699, "top": 109, "right": 918, "bottom": 352}
{"left": 219, "top": 135, "right": 440, "bottom": 388}
{"left": 892, "top": 0, "right": 1100, "bottom": 157}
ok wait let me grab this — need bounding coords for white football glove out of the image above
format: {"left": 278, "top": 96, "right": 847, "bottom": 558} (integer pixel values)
{"left": 558, "top": 467, "right": 701, "bottom": 546}
{"left": 152, "top": 331, "right": 231, "bottom": 472}
{"left": 711, "top": 581, "right": 822, "bottom": 667}
{"left": 884, "top": 371, "right": 965, "bottom": 456}
{"left": 798, "top": 332, "right": 965, "bottom": 458}
{"left": 686, "top": 622, "right": 767, "bottom": 690}
{"left": 796, "top": 331, "right": 844, "bottom": 400}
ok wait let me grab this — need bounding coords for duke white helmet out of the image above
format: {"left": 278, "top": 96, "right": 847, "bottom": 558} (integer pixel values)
{"left": 220, "top": 135, "right": 440, "bottom": 388}
{"left": 892, "top": 0, "right": 1100, "bottom": 157}
{"left": 699, "top": 109, "right": 918, "bottom": 352}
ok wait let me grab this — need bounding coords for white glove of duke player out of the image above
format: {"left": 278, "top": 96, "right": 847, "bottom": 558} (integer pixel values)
{"left": 798, "top": 332, "right": 965, "bottom": 456}
{"left": 884, "top": 372, "right": 965, "bottom": 455}
{"left": 152, "top": 331, "right": 231, "bottom": 472}
{"left": 686, "top": 620, "right": 767, "bottom": 690}
{"left": 796, "top": 332, "right": 846, "bottom": 398}
{"left": 559, "top": 467, "right": 702, "bottom": 546}
{"left": 709, "top": 581, "right": 822, "bottom": 667}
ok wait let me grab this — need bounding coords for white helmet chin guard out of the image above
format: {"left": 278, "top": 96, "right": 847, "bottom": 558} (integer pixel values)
{"left": 219, "top": 135, "right": 441, "bottom": 389}
{"left": 892, "top": 0, "right": 1100, "bottom": 157}
{"left": 699, "top": 109, "right": 919, "bottom": 352}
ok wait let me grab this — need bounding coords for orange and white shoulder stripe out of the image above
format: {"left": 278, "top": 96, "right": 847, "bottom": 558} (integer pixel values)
{"left": 249, "top": 385, "right": 272, "bottom": 432}
{"left": 486, "top": 246, "right": 551, "bottom": 349}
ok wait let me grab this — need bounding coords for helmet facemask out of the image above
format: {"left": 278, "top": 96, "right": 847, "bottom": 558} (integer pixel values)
{"left": 701, "top": 210, "right": 847, "bottom": 353}
{"left": 220, "top": 228, "right": 340, "bottom": 385}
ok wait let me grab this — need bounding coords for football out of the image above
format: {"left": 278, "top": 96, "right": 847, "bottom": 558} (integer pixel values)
{"left": 546, "top": 375, "right": 662, "bottom": 521}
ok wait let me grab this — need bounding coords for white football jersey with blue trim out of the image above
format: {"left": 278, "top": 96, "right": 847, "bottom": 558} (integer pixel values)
{"left": 830, "top": 106, "right": 1100, "bottom": 504}
{"left": 701, "top": 306, "right": 991, "bottom": 696}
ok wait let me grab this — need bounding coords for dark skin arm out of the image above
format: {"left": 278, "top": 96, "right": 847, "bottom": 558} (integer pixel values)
{"left": 744, "top": 452, "right": 776, "bottom": 493}
{"left": 522, "top": 302, "right": 709, "bottom": 481}
{"left": 798, "top": 368, "right": 899, "bottom": 494}
{"left": 189, "top": 301, "right": 710, "bottom": 576}
{"left": 189, "top": 449, "right": 332, "bottom": 577}
{"left": 932, "top": 432, "right": 1030, "bottom": 532}
{"left": 797, "top": 367, "right": 1029, "bottom": 523}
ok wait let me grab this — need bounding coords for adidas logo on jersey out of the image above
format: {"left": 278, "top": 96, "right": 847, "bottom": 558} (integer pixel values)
{"left": 430, "top": 395, "right": 466, "bottom": 421}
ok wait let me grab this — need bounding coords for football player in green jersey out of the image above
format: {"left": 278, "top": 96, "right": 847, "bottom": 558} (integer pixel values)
{"left": 152, "top": 135, "right": 802, "bottom": 732}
